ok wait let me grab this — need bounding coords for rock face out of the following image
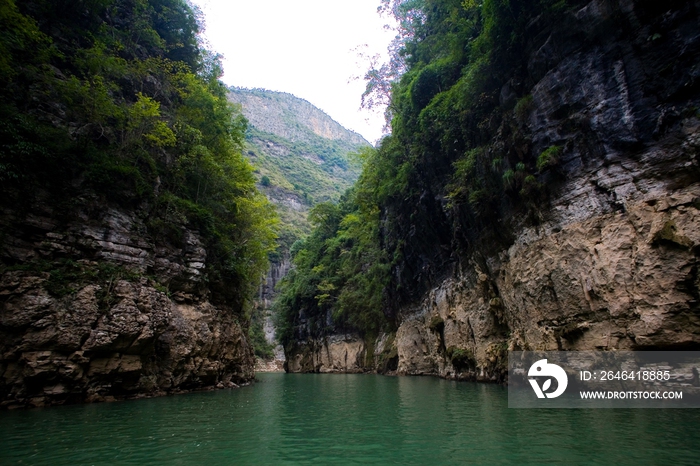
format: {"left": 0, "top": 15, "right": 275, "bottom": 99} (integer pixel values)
{"left": 255, "top": 258, "right": 290, "bottom": 372}
{"left": 285, "top": 332, "right": 400, "bottom": 374}
{"left": 391, "top": 192, "right": 699, "bottom": 381}
{"left": 259, "top": 257, "right": 292, "bottom": 310}
{"left": 0, "top": 198, "right": 254, "bottom": 408}
{"left": 285, "top": 0, "right": 700, "bottom": 378}
{"left": 389, "top": 0, "right": 700, "bottom": 381}
{"left": 285, "top": 334, "right": 367, "bottom": 373}
{"left": 229, "top": 88, "right": 367, "bottom": 147}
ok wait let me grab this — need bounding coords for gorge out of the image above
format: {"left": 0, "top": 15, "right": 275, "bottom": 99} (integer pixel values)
{"left": 227, "top": 87, "right": 369, "bottom": 369}
{"left": 2, "top": 0, "right": 700, "bottom": 463}
{"left": 0, "top": 0, "right": 698, "bottom": 418}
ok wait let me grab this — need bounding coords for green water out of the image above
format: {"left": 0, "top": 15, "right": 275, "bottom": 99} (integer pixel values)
{"left": 1, "top": 373, "right": 699, "bottom": 465}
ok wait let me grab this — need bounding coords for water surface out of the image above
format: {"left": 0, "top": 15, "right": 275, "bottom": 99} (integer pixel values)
{"left": 1, "top": 373, "right": 699, "bottom": 464}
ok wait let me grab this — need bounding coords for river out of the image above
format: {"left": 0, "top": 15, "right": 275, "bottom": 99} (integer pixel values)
{"left": 1, "top": 373, "right": 699, "bottom": 464}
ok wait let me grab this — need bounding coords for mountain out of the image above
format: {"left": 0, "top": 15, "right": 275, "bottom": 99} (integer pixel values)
{"left": 228, "top": 88, "right": 370, "bottom": 252}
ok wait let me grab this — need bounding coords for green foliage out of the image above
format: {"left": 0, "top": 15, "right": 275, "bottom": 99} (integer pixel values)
{"left": 274, "top": 147, "right": 391, "bottom": 347}
{"left": 536, "top": 145, "right": 562, "bottom": 172}
{"left": 514, "top": 94, "right": 534, "bottom": 121}
{"left": 0, "top": 0, "right": 278, "bottom": 314}
{"left": 373, "top": 0, "right": 573, "bottom": 206}
{"left": 502, "top": 169, "right": 516, "bottom": 189}
{"left": 0, "top": 0, "right": 52, "bottom": 84}
{"left": 244, "top": 127, "right": 360, "bottom": 204}
{"left": 520, "top": 174, "right": 540, "bottom": 198}
{"left": 249, "top": 306, "right": 275, "bottom": 359}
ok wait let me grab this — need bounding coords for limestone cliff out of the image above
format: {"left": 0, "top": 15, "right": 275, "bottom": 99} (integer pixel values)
{"left": 285, "top": 332, "right": 399, "bottom": 374}
{"left": 0, "top": 196, "right": 254, "bottom": 408}
{"left": 229, "top": 88, "right": 367, "bottom": 148}
{"left": 391, "top": 0, "right": 700, "bottom": 381}
{"left": 284, "top": 0, "right": 700, "bottom": 379}
{"left": 254, "top": 257, "right": 291, "bottom": 372}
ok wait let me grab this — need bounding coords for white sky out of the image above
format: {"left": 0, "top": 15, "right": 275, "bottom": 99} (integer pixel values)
{"left": 190, "top": 0, "right": 395, "bottom": 144}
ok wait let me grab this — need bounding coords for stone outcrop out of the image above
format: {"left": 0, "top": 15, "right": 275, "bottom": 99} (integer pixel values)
{"left": 390, "top": 0, "right": 700, "bottom": 381}
{"left": 285, "top": 334, "right": 367, "bottom": 373}
{"left": 283, "top": 327, "right": 402, "bottom": 374}
{"left": 252, "top": 257, "right": 289, "bottom": 372}
{"left": 285, "top": 0, "right": 700, "bottom": 379}
{"left": 394, "top": 188, "right": 699, "bottom": 380}
{"left": 0, "top": 197, "right": 254, "bottom": 408}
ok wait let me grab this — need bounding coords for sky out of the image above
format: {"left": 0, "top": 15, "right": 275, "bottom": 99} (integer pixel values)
{"left": 189, "top": 0, "right": 396, "bottom": 144}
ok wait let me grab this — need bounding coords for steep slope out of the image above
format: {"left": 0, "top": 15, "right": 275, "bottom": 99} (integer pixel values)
{"left": 280, "top": 0, "right": 700, "bottom": 377}
{"left": 229, "top": 88, "right": 368, "bottom": 246}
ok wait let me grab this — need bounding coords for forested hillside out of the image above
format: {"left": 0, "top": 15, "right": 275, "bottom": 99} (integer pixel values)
{"left": 229, "top": 88, "right": 368, "bottom": 251}
{"left": 0, "top": 0, "right": 276, "bottom": 407}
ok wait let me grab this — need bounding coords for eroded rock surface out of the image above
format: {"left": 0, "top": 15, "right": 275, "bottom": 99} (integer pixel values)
{"left": 0, "top": 200, "right": 254, "bottom": 409}
{"left": 286, "top": 334, "right": 367, "bottom": 373}
{"left": 388, "top": 0, "right": 700, "bottom": 380}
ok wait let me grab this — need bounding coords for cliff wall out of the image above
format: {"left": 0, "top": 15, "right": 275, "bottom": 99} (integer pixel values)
{"left": 285, "top": 0, "right": 700, "bottom": 377}
{"left": 255, "top": 257, "right": 290, "bottom": 372}
{"left": 0, "top": 196, "right": 254, "bottom": 408}
{"left": 0, "top": 0, "right": 276, "bottom": 408}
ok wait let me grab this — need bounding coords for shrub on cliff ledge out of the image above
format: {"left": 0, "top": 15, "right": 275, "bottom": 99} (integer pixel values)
{"left": 536, "top": 145, "right": 562, "bottom": 172}
{"left": 447, "top": 347, "right": 476, "bottom": 371}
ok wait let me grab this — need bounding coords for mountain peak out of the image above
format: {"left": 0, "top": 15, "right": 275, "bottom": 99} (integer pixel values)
{"left": 228, "top": 87, "right": 370, "bottom": 251}
{"left": 229, "top": 87, "right": 368, "bottom": 147}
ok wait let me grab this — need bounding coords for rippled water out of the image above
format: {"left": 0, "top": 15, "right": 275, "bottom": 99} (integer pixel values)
{"left": 2, "top": 373, "right": 699, "bottom": 464}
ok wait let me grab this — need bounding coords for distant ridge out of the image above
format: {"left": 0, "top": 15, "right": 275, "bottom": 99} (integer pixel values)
{"left": 228, "top": 87, "right": 370, "bottom": 251}
{"left": 229, "top": 87, "right": 367, "bottom": 147}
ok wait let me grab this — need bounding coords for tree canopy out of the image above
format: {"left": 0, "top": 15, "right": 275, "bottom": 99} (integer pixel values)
{"left": 0, "top": 0, "right": 278, "bottom": 312}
